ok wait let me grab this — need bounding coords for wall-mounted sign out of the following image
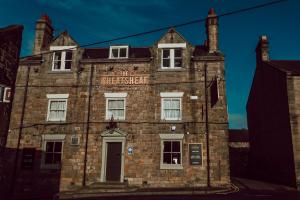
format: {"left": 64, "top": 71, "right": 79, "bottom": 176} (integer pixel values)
{"left": 189, "top": 144, "right": 202, "bottom": 165}
{"left": 22, "top": 148, "right": 35, "bottom": 169}
{"left": 100, "top": 69, "right": 149, "bottom": 86}
{"left": 128, "top": 147, "right": 133, "bottom": 155}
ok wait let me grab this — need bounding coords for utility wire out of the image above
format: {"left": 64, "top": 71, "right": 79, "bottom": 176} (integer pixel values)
{"left": 20, "top": 0, "right": 287, "bottom": 60}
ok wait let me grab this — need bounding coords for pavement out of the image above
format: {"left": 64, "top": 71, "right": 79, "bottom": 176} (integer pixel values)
{"left": 231, "top": 177, "right": 297, "bottom": 191}
{"left": 56, "top": 177, "right": 300, "bottom": 199}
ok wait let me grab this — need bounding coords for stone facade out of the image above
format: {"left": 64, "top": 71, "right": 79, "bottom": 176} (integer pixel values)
{"left": 5, "top": 10, "right": 230, "bottom": 198}
{"left": 247, "top": 36, "right": 300, "bottom": 188}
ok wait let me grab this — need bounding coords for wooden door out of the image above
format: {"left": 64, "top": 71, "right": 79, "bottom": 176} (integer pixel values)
{"left": 106, "top": 142, "right": 122, "bottom": 181}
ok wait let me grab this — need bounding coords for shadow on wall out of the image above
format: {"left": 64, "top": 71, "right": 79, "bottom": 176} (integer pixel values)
{"left": 0, "top": 147, "right": 61, "bottom": 199}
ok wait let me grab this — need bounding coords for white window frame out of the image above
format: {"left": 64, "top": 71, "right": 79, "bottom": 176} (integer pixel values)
{"left": 104, "top": 93, "right": 127, "bottom": 120}
{"left": 161, "top": 48, "right": 183, "bottom": 69}
{"left": 159, "top": 134, "right": 184, "bottom": 170}
{"left": 158, "top": 43, "right": 186, "bottom": 69}
{"left": 160, "top": 92, "right": 183, "bottom": 121}
{"left": 41, "top": 134, "right": 65, "bottom": 169}
{"left": 46, "top": 94, "right": 69, "bottom": 122}
{"left": 50, "top": 46, "right": 76, "bottom": 71}
{"left": 109, "top": 46, "right": 129, "bottom": 59}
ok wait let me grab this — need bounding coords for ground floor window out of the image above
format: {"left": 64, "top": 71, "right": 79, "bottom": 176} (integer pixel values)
{"left": 159, "top": 134, "right": 184, "bottom": 169}
{"left": 41, "top": 134, "right": 65, "bottom": 169}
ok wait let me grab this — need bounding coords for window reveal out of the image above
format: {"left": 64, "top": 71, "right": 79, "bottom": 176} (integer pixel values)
{"left": 162, "top": 98, "right": 181, "bottom": 120}
{"left": 47, "top": 99, "right": 67, "bottom": 121}
{"left": 163, "top": 141, "right": 181, "bottom": 165}
{"left": 45, "top": 141, "right": 62, "bottom": 165}
{"left": 107, "top": 99, "right": 125, "bottom": 120}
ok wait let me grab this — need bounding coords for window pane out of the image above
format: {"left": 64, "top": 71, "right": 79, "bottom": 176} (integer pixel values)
{"left": 163, "top": 59, "right": 170, "bottom": 67}
{"left": 54, "top": 142, "right": 62, "bottom": 152}
{"left": 108, "top": 100, "right": 124, "bottom": 109}
{"left": 163, "top": 141, "right": 171, "bottom": 152}
{"left": 53, "top": 153, "right": 61, "bottom": 164}
{"left": 163, "top": 153, "right": 171, "bottom": 164}
{"left": 53, "top": 61, "right": 61, "bottom": 69}
{"left": 175, "top": 49, "right": 182, "bottom": 58}
{"left": 46, "top": 142, "right": 54, "bottom": 152}
{"left": 172, "top": 141, "right": 180, "bottom": 152}
{"left": 54, "top": 52, "right": 62, "bottom": 60}
{"left": 45, "top": 153, "right": 53, "bottom": 164}
{"left": 65, "top": 61, "right": 72, "bottom": 69}
{"left": 65, "top": 51, "right": 72, "bottom": 60}
{"left": 171, "top": 99, "right": 180, "bottom": 109}
{"left": 162, "top": 49, "right": 170, "bottom": 58}
{"left": 172, "top": 153, "right": 181, "bottom": 164}
{"left": 175, "top": 58, "right": 182, "bottom": 67}
{"left": 112, "top": 49, "right": 118, "bottom": 58}
{"left": 112, "top": 110, "right": 124, "bottom": 118}
{"left": 119, "top": 48, "right": 127, "bottom": 57}
{"left": 163, "top": 99, "right": 171, "bottom": 109}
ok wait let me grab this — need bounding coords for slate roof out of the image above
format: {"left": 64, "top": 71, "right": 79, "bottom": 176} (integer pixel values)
{"left": 228, "top": 129, "right": 249, "bottom": 143}
{"left": 267, "top": 60, "right": 300, "bottom": 75}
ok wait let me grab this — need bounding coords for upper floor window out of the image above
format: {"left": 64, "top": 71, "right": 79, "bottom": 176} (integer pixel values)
{"left": 50, "top": 46, "right": 76, "bottom": 71}
{"left": 158, "top": 43, "right": 186, "bottom": 69}
{"left": 109, "top": 46, "right": 128, "bottom": 59}
{"left": 46, "top": 94, "right": 69, "bottom": 122}
{"left": 160, "top": 92, "right": 184, "bottom": 121}
{"left": 162, "top": 49, "right": 182, "bottom": 68}
{"left": 104, "top": 93, "right": 127, "bottom": 120}
{"left": 0, "top": 85, "right": 11, "bottom": 103}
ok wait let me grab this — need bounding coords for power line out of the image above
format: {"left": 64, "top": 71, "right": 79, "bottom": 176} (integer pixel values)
{"left": 20, "top": 0, "right": 287, "bottom": 60}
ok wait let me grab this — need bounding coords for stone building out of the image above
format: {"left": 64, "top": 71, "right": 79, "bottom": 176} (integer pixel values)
{"left": 0, "top": 25, "right": 23, "bottom": 154}
{"left": 5, "top": 9, "right": 230, "bottom": 198}
{"left": 247, "top": 36, "right": 300, "bottom": 188}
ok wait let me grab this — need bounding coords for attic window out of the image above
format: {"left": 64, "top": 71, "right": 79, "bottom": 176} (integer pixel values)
{"left": 109, "top": 46, "right": 128, "bottom": 59}
{"left": 50, "top": 46, "right": 76, "bottom": 71}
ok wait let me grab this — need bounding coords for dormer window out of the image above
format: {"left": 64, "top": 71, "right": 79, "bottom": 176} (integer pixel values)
{"left": 158, "top": 43, "right": 186, "bottom": 69}
{"left": 50, "top": 46, "right": 76, "bottom": 71}
{"left": 109, "top": 46, "right": 128, "bottom": 59}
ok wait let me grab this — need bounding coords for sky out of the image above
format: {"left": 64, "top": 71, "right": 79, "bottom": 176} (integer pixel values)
{"left": 1, "top": 0, "right": 300, "bottom": 129}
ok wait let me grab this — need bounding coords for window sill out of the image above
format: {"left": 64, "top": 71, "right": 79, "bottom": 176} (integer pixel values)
{"left": 160, "top": 164, "right": 183, "bottom": 170}
{"left": 157, "top": 68, "right": 185, "bottom": 72}
{"left": 40, "top": 164, "right": 61, "bottom": 170}
{"left": 46, "top": 120, "right": 67, "bottom": 123}
{"left": 161, "top": 119, "right": 182, "bottom": 121}
{"left": 47, "top": 70, "right": 73, "bottom": 74}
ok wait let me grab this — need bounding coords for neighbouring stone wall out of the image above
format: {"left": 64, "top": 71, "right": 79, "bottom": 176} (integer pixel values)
{"left": 287, "top": 76, "right": 300, "bottom": 189}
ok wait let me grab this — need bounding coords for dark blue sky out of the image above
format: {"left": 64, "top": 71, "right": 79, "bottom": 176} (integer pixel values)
{"left": 1, "top": 0, "right": 299, "bottom": 128}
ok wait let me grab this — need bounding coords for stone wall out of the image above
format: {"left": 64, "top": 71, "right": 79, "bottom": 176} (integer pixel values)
{"left": 287, "top": 76, "right": 300, "bottom": 189}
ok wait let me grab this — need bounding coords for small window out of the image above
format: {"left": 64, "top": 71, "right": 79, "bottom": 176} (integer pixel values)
{"left": 106, "top": 98, "right": 125, "bottom": 120}
{"left": 162, "top": 98, "right": 181, "bottom": 120}
{"left": 50, "top": 46, "right": 75, "bottom": 71}
{"left": 161, "top": 48, "right": 182, "bottom": 68}
{"left": 109, "top": 46, "right": 128, "bottom": 59}
{"left": 45, "top": 141, "right": 62, "bottom": 165}
{"left": 160, "top": 137, "right": 183, "bottom": 170}
{"left": 163, "top": 141, "right": 181, "bottom": 165}
{"left": 47, "top": 95, "right": 68, "bottom": 122}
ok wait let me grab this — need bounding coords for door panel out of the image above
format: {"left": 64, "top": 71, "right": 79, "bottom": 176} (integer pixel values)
{"left": 106, "top": 142, "right": 122, "bottom": 181}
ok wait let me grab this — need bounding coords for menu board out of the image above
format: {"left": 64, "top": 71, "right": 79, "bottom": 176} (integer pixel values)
{"left": 189, "top": 144, "right": 202, "bottom": 165}
{"left": 22, "top": 148, "right": 35, "bottom": 169}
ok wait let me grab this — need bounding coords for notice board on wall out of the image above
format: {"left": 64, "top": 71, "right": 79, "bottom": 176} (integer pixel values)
{"left": 189, "top": 144, "right": 202, "bottom": 165}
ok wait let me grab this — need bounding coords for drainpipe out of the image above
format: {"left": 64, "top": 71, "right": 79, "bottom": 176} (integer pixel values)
{"left": 83, "top": 64, "right": 94, "bottom": 186}
{"left": 204, "top": 63, "right": 211, "bottom": 188}
{"left": 10, "top": 65, "right": 30, "bottom": 196}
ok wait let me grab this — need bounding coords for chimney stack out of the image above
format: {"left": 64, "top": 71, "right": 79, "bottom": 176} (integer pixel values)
{"left": 33, "top": 14, "right": 53, "bottom": 55}
{"left": 256, "top": 35, "right": 269, "bottom": 63}
{"left": 206, "top": 8, "right": 218, "bottom": 53}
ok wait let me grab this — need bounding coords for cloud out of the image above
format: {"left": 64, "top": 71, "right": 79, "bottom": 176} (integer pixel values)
{"left": 228, "top": 113, "right": 248, "bottom": 129}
